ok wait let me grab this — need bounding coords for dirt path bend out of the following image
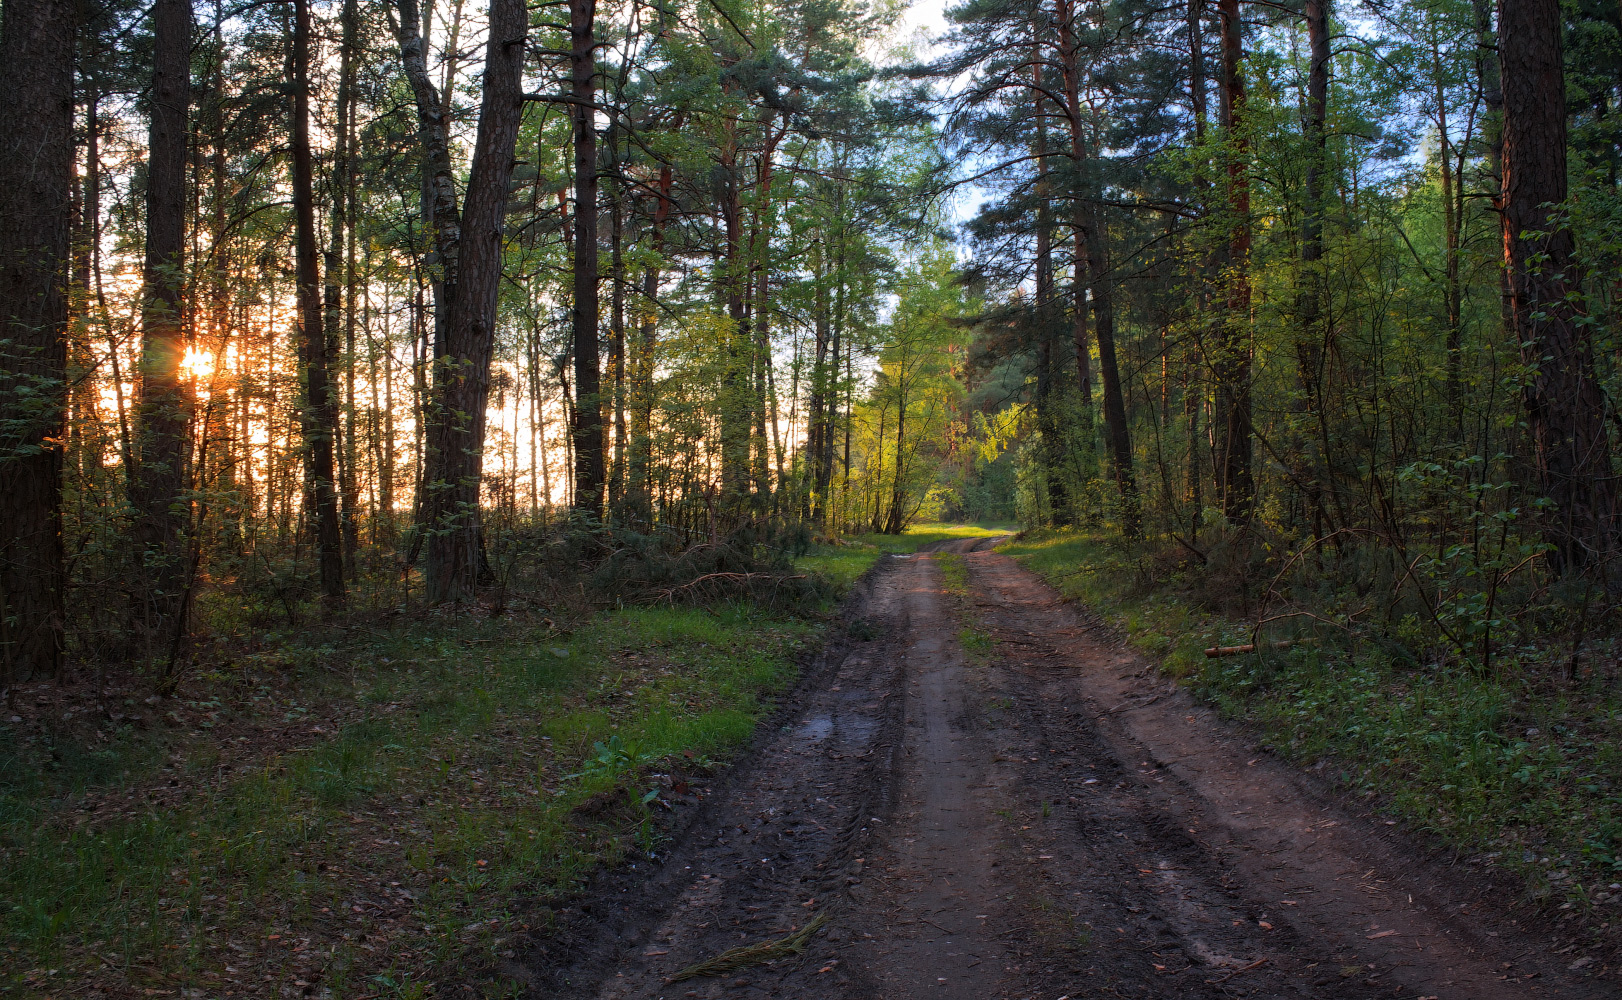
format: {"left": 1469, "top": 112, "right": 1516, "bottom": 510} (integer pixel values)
{"left": 526, "top": 540, "right": 1611, "bottom": 1000}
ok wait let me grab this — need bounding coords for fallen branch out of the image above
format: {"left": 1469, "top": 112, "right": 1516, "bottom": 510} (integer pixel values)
{"left": 1204, "top": 639, "right": 1317, "bottom": 658}
{"left": 654, "top": 571, "right": 808, "bottom": 603}
{"left": 668, "top": 911, "right": 829, "bottom": 981}
{"left": 1206, "top": 956, "right": 1270, "bottom": 983}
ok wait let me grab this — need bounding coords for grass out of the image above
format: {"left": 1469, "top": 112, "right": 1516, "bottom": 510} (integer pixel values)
{"left": 935, "top": 551, "right": 971, "bottom": 597}
{"left": 1001, "top": 527, "right": 1622, "bottom": 915}
{"left": 1, "top": 603, "right": 815, "bottom": 996}
{"left": 932, "top": 550, "right": 995, "bottom": 658}
{"left": 794, "top": 522, "right": 1015, "bottom": 591}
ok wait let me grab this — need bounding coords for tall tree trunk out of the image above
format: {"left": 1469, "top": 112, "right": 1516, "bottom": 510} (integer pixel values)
{"left": 719, "top": 143, "right": 752, "bottom": 506}
{"left": 0, "top": 0, "right": 75, "bottom": 680}
{"left": 1429, "top": 25, "right": 1464, "bottom": 421}
{"left": 1294, "top": 0, "right": 1333, "bottom": 534}
{"left": 392, "top": 0, "right": 459, "bottom": 357}
{"left": 1085, "top": 204, "right": 1139, "bottom": 538}
{"left": 1186, "top": 0, "right": 1207, "bottom": 536}
{"left": 1297, "top": 0, "right": 1329, "bottom": 407}
{"left": 609, "top": 180, "right": 628, "bottom": 514}
{"left": 392, "top": 0, "right": 462, "bottom": 565}
{"left": 422, "top": 0, "right": 527, "bottom": 601}
{"left": 570, "top": 0, "right": 604, "bottom": 514}
{"left": 1032, "top": 59, "right": 1070, "bottom": 526}
{"left": 630, "top": 162, "right": 671, "bottom": 522}
{"left": 1473, "top": 0, "right": 1512, "bottom": 349}
{"left": 332, "top": 0, "right": 361, "bottom": 569}
{"left": 292, "top": 0, "right": 345, "bottom": 606}
{"left": 1216, "top": 0, "right": 1254, "bottom": 523}
{"left": 1052, "top": 6, "right": 1137, "bottom": 537}
{"left": 885, "top": 376, "right": 909, "bottom": 535}
{"left": 133, "top": 0, "right": 194, "bottom": 636}
{"left": 807, "top": 240, "right": 830, "bottom": 521}
{"left": 1500, "top": 0, "right": 1617, "bottom": 572}
{"left": 1055, "top": 0, "right": 1092, "bottom": 410}
{"left": 816, "top": 185, "right": 847, "bottom": 521}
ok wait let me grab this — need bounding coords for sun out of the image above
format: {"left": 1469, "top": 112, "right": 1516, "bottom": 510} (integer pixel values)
{"left": 180, "top": 345, "right": 216, "bottom": 381}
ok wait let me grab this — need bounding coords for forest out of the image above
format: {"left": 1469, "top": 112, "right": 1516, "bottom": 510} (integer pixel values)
{"left": 3, "top": 0, "right": 1622, "bottom": 988}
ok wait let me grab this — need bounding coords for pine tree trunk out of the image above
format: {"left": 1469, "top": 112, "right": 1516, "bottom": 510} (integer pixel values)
{"left": 292, "top": 0, "right": 345, "bottom": 607}
{"left": 1294, "top": 0, "right": 1333, "bottom": 535}
{"left": 392, "top": 0, "right": 462, "bottom": 568}
{"left": 719, "top": 142, "right": 752, "bottom": 508}
{"left": 422, "top": 0, "right": 527, "bottom": 601}
{"left": 808, "top": 241, "right": 830, "bottom": 522}
{"left": 0, "top": 0, "right": 75, "bottom": 680}
{"left": 1500, "top": 0, "right": 1618, "bottom": 572}
{"left": 1055, "top": 0, "right": 1092, "bottom": 410}
{"left": 392, "top": 0, "right": 460, "bottom": 356}
{"left": 1032, "top": 60, "right": 1070, "bottom": 526}
{"left": 133, "top": 0, "right": 194, "bottom": 638}
{"left": 1216, "top": 0, "right": 1254, "bottom": 523}
{"left": 609, "top": 182, "right": 628, "bottom": 515}
{"left": 336, "top": 0, "right": 361, "bottom": 568}
{"left": 1086, "top": 205, "right": 1140, "bottom": 538}
{"left": 1297, "top": 0, "right": 1329, "bottom": 406}
{"left": 570, "top": 0, "right": 605, "bottom": 515}
{"left": 1187, "top": 0, "right": 1207, "bottom": 534}
{"left": 630, "top": 163, "right": 670, "bottom": 522}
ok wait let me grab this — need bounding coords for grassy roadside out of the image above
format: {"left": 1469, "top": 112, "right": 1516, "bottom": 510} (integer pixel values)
{"left": 794, "top": 522, "right": 1016, "bottom": 590}
{"left": 1001, "top": 528, "right": 1622, "bottom": 925}
{"left": 1, "top": 604, "right": 815, "bottom": 997}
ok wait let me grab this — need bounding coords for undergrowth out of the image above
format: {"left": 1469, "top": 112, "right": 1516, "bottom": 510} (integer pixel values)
{"left": 1, "top": 603, "right": 812, "bottom": 996}
{"left": 1002, "top": 528, "right": 1622, "bottom": 923}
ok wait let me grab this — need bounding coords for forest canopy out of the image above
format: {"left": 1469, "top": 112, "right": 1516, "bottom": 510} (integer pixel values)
{"left": 0, "top": 0, "right": 1619, "bottom": 681}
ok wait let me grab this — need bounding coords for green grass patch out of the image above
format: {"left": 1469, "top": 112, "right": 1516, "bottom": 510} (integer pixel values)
{"left": 958, "top": 626, "right": 995, "bottom": 658}
{"left": 795, "top": 522, "right": 1015, "bottom": 592}
{"left": 1, "top": 603, "right": 814, "bottom": 994}
{"left": 935, "top": 551, "right": 971, "bottom": 598}
{"left": 1001, "top": 527, "right": 1622, "bottom": 905}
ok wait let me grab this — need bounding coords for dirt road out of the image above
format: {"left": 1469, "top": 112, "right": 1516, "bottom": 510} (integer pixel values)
{"left": 522, "top": 539, "right": 1612, "bottom": 999}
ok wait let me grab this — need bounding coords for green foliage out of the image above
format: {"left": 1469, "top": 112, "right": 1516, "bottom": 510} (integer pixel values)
{"left": 0, "top": 603, "right": 813, "bottom": 985}
{"left": 1006, "top": 527, "right": 1622, "bottom": 900}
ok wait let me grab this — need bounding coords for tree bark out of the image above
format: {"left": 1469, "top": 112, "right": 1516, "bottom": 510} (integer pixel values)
{"left": 391, "top": 0, "right": 460, "bottom": 360}
{"left": 1297, "top": 0, "right": 1329, "bottom": 407}
{"left": 1186, "top": 0, "right": 1207, "bottom": 534}
{"left": 630, "top": 162, "right": 671, "bottom": 522}
{"left": 1500, "top": 0, "right": 1617, "bottom": 572}
{"left": 1054, "top": 0, "right": 1092, "bottom": 410}
{"left": 332, "top": 0, "right": 361, "bottom": 569}
{"left": 1216, "top": 0, "right": 1254, "bottom": 523}
{"left": 609, "top": 177, "right": 628, "bottom": 514}
{"left": 292, "top": 0, "right": 345, "bottom": 606}
{"left": 0, "top": 0, "right": 75, "bottom": 680}
{"left": 133, "top": 0, "right": 194, "bottom": 635}
{"left": 1085, "top": 203, "right": 1140, "bottom": 538}
{"left": 1032, "top": 59, "right": 1069, "bottom": 526}
{"left": 570, "top": 0, "right": 605, "bottom": 515}
{"left": 719, "top": 138, "right": 752, "bottom": 506}
{"left": 420, "top": 0, "right": 527, "bottom": 602}
{"left": 1293, "top": 0, "right": 1333, "bottom": 534}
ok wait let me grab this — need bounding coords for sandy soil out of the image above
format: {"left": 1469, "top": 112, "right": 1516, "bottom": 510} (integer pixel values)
{"left": 517, "top": 539, "right": 1614, "bottom": 999}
